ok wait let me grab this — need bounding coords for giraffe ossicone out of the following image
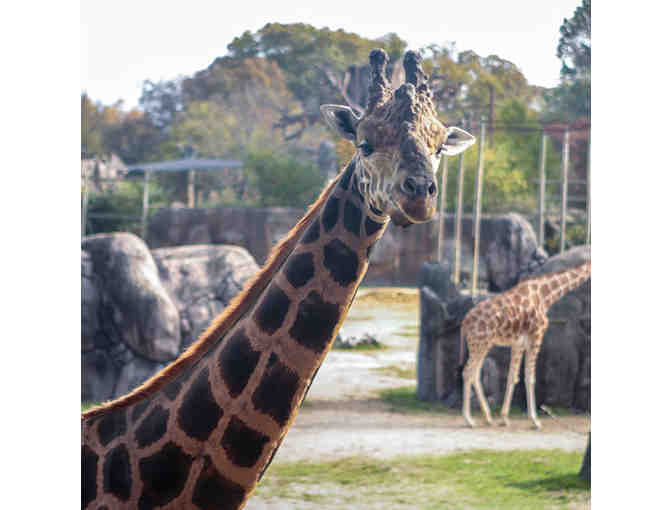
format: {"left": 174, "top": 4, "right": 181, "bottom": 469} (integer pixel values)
{"left": 81, "top": 48, "right": 475, "bottom": 510}
{"left": 460, "top": 261, "right": 591, "bottom": 429}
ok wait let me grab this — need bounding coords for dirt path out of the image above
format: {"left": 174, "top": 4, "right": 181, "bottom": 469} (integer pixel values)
{"left": 273, "top": 399, "right": 590, "bottom": 464}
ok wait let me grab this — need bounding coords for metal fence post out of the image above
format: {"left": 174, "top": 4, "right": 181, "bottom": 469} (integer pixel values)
{"left": 537, "top": 133, "right": 547, "bottom": 247}
{"left": 453, "top": 153, "right": 465, "bottom": 286}
{"left": 560, "top": 128, "right": 570, "bottom": 253}
{"left": 141, "top": 169, "right": 151, "bottom": 240}
{"left": 436, "top": 155, "right": 448, "bottom": 262}
{"left": 471, "top": 117, "right": 486, "bottom": 295}
{"left": 586, "top": 138, "right": 591, "bottom": 245}
{"left": 81, "top": 159, "right": 89, "bottom": 239}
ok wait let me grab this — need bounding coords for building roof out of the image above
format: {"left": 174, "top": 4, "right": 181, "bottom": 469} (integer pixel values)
{"left": 126, "top": 158, "right": 243, "bottom": 174}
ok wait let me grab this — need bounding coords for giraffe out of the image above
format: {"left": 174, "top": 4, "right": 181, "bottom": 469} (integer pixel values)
{"left": 460, "top": 260, "right": 590, "bottom": 429}
{"left": 81, "top": 49, "right": 476, "bottom": 510}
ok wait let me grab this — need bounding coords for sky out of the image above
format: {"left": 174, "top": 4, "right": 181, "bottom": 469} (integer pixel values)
{"left": 81, "top": 0, "right": 582, "bottom": 109}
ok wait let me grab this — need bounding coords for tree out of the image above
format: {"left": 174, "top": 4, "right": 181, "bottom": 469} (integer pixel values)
{"left": 139, "top": 79, "right": 184, "bottom": 131}
{"left": 557, "top": 0, "right": 591, "bottom": 80}
{"left": 244, "top": 150, "right": 324, "bottom": 208}
{"left": 439, "top": 99, "right": 562, "bottom": 215}
{"left": 216, "top": 23, "right": 408, "bottom": 140}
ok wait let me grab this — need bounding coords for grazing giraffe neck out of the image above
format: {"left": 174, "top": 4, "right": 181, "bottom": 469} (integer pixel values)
{"left": 461, "top": 261, "right": 590, "bottom": 429}
{"left": 81, "top": 161, "right": 391, "bottom": 510}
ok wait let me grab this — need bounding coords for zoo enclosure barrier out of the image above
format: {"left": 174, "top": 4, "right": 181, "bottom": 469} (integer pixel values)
{"left": 436, "top": 117, "right": 590, "bottom": 293}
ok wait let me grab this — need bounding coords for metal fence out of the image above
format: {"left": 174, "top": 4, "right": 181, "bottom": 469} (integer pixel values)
{"left": 436, "top": 118, "right": 590, "bottom": 293}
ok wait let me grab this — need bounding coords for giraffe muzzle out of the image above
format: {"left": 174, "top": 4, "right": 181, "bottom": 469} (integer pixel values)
{"left": 391, "top": 173, "right": 438, "bottom": 224}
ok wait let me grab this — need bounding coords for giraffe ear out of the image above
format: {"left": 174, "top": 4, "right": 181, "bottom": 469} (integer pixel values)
{"left": 440, "top": 127, "right": 476, "bottom": 156}
{"left": 320, "top": 105, "right": 359, "bottom": 142}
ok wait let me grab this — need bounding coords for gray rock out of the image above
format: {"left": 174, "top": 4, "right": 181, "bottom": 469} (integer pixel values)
{"left": 114, "top": 357, "right": 166, "bottom": 399}
{"left": 484, "top": 213, "right": 548, "bottom": 292}
{"left": 147, "top": 204, "right": 208, "bottom": 248}
{"left": 334, "top": 333, "right": 381, "bottom": 349}
{"left": 152, "top": 244, "right": 259, "bottom": 349}
{"left": 526, "top": 245, "right": 590, "bottom": 278}
{"left": 82, "top": 349, "right": 118, "bottom": 403}
{"left": 81, "top": 250, "right": 101, "bottom": 352}
{"left": 82, "top": 233, "right": 181, "bottom": 361}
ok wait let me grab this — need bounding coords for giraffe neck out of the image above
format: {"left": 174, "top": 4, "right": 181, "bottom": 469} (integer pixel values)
{"left": 538, "top": 261, "right": 591, "bottom": 309}
{"left": 81, "top": 159, "right": 390, "bottom": 510}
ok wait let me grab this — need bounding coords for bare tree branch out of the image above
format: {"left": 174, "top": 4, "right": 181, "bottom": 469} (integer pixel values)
{"left": 317, "top": 64, "right": 365, "bottom": 115}
{"left": 273, "top": 109, "right": 322, "bottom": 141}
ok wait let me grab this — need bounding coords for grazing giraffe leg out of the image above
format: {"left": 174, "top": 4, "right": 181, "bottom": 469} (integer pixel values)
{"left": 524, "top": 332, "right": 545, "bottom": 429}
{"left": 500, "top": 343, "right": 524, "bottom": 426}
{"left": 472, "top": 363, "right": 494, "bottom": 426}
{"left": 462, "top": 344, "right": 492, "bottom": 427}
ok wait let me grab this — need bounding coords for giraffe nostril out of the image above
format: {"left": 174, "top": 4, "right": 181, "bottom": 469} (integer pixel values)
{"left": 402, "top": 177, "right": 416, "bottom": 195}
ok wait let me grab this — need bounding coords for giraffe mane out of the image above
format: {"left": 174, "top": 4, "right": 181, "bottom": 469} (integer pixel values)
{"left": 82, "top": 164, "right": 347, "bottom": 421}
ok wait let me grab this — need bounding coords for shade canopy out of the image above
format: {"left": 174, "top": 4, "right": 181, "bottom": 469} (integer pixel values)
{"left": 126, "top": 158, "right": 243, "bottom": 174}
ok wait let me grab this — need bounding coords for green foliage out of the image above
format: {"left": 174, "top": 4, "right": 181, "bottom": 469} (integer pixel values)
{"left": 257, "top": 451, "right": 589, "bottom": 509}
{"left": 244, "top": 150, "right": 325, "bottom": 208}
{"left": 543, "top": 79, "right": 590, "bottom": 121}
{"left": 223, "top": 23, "right": 407, "bottom": 110}
{"left": 546, "top": 0, "right": 590, "bottom": 122}
{"left": 139, "top": 79, "right": 184, "bottom": 130}
{"left": 439, "top": 100, "right": 562, "bottom": 214}
{"left": 81, "top": 93, "right": 163, "bottom": 164}
{"left": 83, "top": 180, "right": 168, "bottom": 236}
{"left": 557, "top": 0, "right": 591, "bottom": 80}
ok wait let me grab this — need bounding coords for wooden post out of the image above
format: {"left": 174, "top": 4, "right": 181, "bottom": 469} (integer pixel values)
{"left": 537, "top": 133, "right": 547, "bottom": 247}
{"left": 471, "top": 118, "right": 486, "bottom": 295}
{"left": 187, "top": 168, "right": 196, "bottom": 208}
{"left": 436, "top": 155, "right": 449, "bottom": 262}
{"left": 560, "top": 128, "right": 570, "bottom": 253}
{"left": 141, "top": 169, "right": 151, "bottom": 240}
{"left": 586, "top": 138, "right": 591, "bottom": 245}
{"left": 81, "top": 159, "right": 89, "bottom": 239}
{"left": 453, "top": 153, "right": 465, "bottom": 286}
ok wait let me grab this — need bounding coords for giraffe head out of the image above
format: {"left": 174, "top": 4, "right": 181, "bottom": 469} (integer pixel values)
{"left": 321, "top": 49, "right": 475, "bottom": 226}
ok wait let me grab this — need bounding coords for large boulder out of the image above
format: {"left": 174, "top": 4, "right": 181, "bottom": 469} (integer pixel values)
{"left": 82, "top": 233, "right": 179, "bottom": 403}
{"left": 82, "top": 233, "right": 181, "bottom": 362}
{"left": 152, "top": 244, "right": 260, "bottom": 349}
{"left": 484, "top": 213, "right": 548, "bottom": 292}
{"left": 81, "top": 234, "right": 260, "bottom": 403}
{"left": 82, "top": 233, "right": 180, "bottom": 361}
{"left": 418, "top": 245, "right": 590, "bottom": 412}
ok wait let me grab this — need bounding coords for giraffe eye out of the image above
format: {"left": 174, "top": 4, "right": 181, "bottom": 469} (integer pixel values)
{"left": 358, "top": 141, "right": 374, "bottom": 157}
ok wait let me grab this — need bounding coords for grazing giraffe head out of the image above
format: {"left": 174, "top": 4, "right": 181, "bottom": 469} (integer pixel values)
{"left": 321, "top": 49, "right": 475, "bottom": 226}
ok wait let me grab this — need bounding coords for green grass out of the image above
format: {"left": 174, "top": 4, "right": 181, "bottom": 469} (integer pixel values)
{"left": 379, "top": 386, "right": 453, "bottom": 414}
{"left": 346, "top": 314, "right": 376, "bottom": 322}
{"left": 378, "top": 386, "right": 579, "bottom": 418}
{"left": 373, "top": 365, "right": 416, "bottom": 379}
{"left": 394, "top": 324, "right": 419, "bottom": 338}
{"left": 81, "top": 402, "right": 99, "bottom": 412}
{"left": 256, "top": 450, "right": 589, "bottom": 509}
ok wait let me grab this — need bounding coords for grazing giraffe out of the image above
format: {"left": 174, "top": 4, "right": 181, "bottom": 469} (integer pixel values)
{"left": 81, "top": 49, "right": 475, "bottom": 510}
{"left": 460, "top": 260, "right": 590, "bottom": 429}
